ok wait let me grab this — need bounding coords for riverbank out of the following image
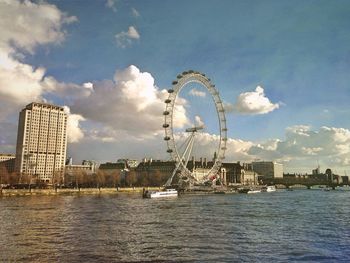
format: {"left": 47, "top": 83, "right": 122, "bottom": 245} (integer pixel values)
{"left": 0, "top": 187, "right": 162, "bottom": 198}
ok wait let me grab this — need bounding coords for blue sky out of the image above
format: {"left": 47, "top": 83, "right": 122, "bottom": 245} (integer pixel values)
{"left": 0, "top": 0, "right": 350, "bottom": 173}
{"left": 30, "top": 0, "right": 350, "bottom": 137}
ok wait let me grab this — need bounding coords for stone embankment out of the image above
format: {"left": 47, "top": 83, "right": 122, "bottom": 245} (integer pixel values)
{"left": 0, "top": 187, "right": 161, "bottom": 197}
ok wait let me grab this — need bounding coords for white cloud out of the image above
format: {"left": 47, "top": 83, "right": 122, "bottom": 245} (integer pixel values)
{"left": 247, "top": 125, "right": 350, "bottom": 171}
{"left": 172, "top": 132, "right": 254, "bottom": 162}
{"left": 189, "top": 88, "right": 206, "bottom": 97}
{"left": 131, "top": 8, "right": 140, "bottom": 17}
{"left": 105, "top": 0, "right": 117, "bottom": 12}
{"left": 0, "top": 53, "right": 46, "bottom": 104}
{"left": 231, "top": 86, "right": 280, "bottom": 114}
{"left": 63, "top": 106, "right": 85, "bottom": 143}
{"left": 83, "top": 82, "right": 93, "bottom": 90}
{"left": 194, "top": 115, "right": 205, "bottom": 128}
{"left": 167, "top": 125, "right": 350, "bottom": 173}
{"left": 0, "top": 0, "right": 76, "bottom": 107}
{"left": 71, "top": 65, "right": 189, "bottom": 138}
{"left": 0, "top": 0, "right": 78, "bottom": 120}
{"left": 115, "top": 26, "right": 140, "bottom": 48}
{"left": 0, "top": 0, "right": 76, "bottom": 54}
{"left": 0, "top": 0, "right": 86, "bottom": 144}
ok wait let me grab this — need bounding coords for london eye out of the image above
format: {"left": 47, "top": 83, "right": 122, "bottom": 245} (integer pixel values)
{"left": 163, "top": 70, "right": 227, "bottom": 187}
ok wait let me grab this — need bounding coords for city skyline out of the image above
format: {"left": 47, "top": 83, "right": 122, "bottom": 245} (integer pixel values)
{"left": 0, "top": 0, "right": 350, "bottom": 174}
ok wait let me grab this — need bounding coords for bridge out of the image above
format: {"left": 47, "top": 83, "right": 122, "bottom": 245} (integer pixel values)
{"left": 261, "top": 177, "right": 350, "bottom": 189}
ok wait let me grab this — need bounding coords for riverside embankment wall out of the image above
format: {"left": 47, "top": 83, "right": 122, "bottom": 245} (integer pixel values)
{"left": 0, "top": 187, "right": 161, "bottom": 197}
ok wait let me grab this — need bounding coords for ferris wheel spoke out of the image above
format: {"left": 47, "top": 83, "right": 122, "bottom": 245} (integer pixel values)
{"left": 181, "top": 132, "right": 195, "bottom": 169}
{"left": 164, "top": 132, "right": 195, "bottom": 187}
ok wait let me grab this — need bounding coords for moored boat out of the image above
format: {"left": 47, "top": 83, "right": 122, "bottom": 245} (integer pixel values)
{"left": 247, "top": 189, "right": 261, "bottom": 194}
{"left": 143, "top": 188, "right": 178, "bottom": 198}
{"left": 238, "top": 187, "right": 261, "bottom": 194}
{"left": 262, "top": 185, "right": 276, "bottom": 192}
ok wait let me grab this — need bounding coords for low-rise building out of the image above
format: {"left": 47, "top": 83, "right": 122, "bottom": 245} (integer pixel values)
{"left": 64, "top": 163, "right": 96, "bottom": 185}
{"left": 0, "top": 154, "right": 16, "bottom": 181}
{"left": 221, "top": 162, "right": 243, "bottom": 185}
{"left": 0, "top": 153, "right": 16, "bottom": 163}
{"left": 252, "top": 161, "right": 283, "bottom": 178}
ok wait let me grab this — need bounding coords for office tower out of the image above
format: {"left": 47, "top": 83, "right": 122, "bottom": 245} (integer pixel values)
{"left": 15, "top": 102, "right": 68, "bottom": 183}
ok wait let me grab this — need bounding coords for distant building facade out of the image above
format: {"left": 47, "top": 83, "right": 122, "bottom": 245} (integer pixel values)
{"left": 99, "top": 161, "right": 128, "bottom": 176}
{"left": 82, "top": 160, "right": 98, "bottom": 173}
{"left": 0, "top": 154, "right": 16, "bottom": 178}
{"left": 135, "top": 159, "right": 175, "bottom": 179}
{"left": 221, "top": 162, "right": 243, "bottom": 185}
{"left": 252, "top": 161, "right": 283, "bottom": 178}
{"left": 64, "top": 163, "right": 96, "bottom": 185}
{"left": 0, "top": 153, "right": 15, "bottom": 163}
{"left": 15, "top": 102, "right": 68, "bottom": 183}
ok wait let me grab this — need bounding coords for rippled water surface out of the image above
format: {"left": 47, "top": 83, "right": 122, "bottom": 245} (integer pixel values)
{"left": 1, "top": 190, "right": 350, "bottom": 262}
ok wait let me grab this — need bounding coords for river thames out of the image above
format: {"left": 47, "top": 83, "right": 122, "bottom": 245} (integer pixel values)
{"left": 1, "top": 189, "right": 349, "bottom": 262}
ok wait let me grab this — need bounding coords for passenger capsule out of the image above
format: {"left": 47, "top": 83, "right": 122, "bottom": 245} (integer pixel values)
{"left": 164, "top": 99, "right": 171, "bottom": 103}
{"left": 222, "top": 128, "right": 228, "bottom": 131}
{"left": 172, "top": 80, "right": 178, "bottom": 85}
{"left": 177, "top": 74, "right": 182, "bottom": 79}
{"left": 163, "top": 124, "right": 169, "bottom": 128}
{"left": 163, "top": 111, "right": 170, "bottom": 115}
{"left": 164, "top": 136, "right": 170, "bottom": 141}
{"left": 168, "top": 89, "right": 174, "bottom": 93}
{"left": 167, "top": 149, "right": 173, "bottom": 153}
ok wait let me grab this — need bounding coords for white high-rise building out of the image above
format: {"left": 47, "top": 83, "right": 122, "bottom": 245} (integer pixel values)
{"left": 15, "top": 102, "right": 68, "bottom": 183}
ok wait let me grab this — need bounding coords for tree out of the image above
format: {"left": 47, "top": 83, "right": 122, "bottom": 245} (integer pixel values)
{"left": 75, "top": 170, "right": 87, "bottom": 192}
{"left": 136, "top": 170, "right": 149, "bottom": 187}
{"left": 151, "top": 170, "right": 166, "bottom": 186}
{"left": 96, "top": 170, "right": 106, "bottom": 191}
{"left": 52, "top": 171, "right": 64, "bottom": 192}
{"left": 111, "top": 170, "right": 121, "bottom": 187}
{"left": 0, "top": 164, "right": 6, "bottom": 194}
{"left": 126, "top": 170, "right": 137, "bottom": 187}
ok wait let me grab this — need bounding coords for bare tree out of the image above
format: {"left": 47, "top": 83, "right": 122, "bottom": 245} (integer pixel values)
{"left": 96, "top": 170, "right": 106, "bottom": 191}
{"left": 0, "top": 164, "right": 6, "bottom": 195}
{"left": 52, "top": 171, "right": 64, "bottom": 192}
{"left": 136, "top": 170, "right": 150, "bottom": 187}
{"left": 151, "top": 170, "right": 165, "bottom": 186}
{"left": 126, "top": 170, "right": 137, "bottom": 187}
{"left": 75, "top": 170, "right": 87, "bottom": 192}
{"left": 111, "top": 170, "right": 121, "bottom": 187}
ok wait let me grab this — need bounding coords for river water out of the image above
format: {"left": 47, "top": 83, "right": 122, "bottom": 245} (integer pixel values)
{"left": 1, "top": 189, "right": 349, "bottom": 262}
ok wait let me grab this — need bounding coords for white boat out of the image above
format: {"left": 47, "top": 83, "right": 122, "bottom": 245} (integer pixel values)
{"left": 247, "top": 189, "right": 261, "bottom": 194}
{"left": 143, "top": 189, "right": 178, "bottom": 198}
{"left": 336, "top": 185, "right": 350, "bottom": 191}
{"left": 238, "top": 187, "right": 261, "bottom": 194}
{"left": 262, "top": 185, "right": 276, "bottom": 192}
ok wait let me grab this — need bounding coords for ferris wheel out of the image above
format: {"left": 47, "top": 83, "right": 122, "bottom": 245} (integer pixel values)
{"left": 163, "top": 70, "right": 227, "bottom": 187}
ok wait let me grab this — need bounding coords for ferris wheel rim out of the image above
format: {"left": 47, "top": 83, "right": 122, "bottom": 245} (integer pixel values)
{"left": 163, "top": 71, "right": 227, "bottom": 182}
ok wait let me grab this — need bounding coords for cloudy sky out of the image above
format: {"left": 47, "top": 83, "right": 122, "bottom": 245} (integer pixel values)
{"left": 0, "top": 0, "right": 350, "bottom": 174}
